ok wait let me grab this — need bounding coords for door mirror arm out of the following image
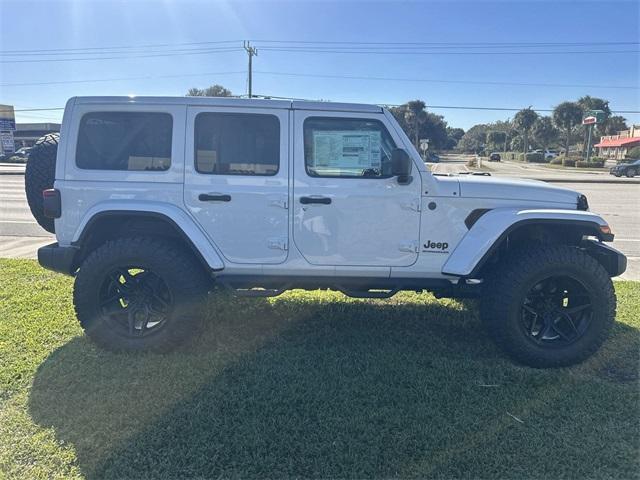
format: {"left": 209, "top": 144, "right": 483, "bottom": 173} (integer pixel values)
{"left": 391, "top": 148, "right": 413, "bottom": 185}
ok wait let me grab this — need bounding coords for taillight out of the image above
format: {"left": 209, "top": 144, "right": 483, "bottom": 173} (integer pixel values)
{"left": 42, "top": 189, "right": 61, "bottom": 218}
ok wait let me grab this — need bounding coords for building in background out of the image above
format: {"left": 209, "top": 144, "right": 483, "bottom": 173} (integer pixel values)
{"left": 14, "top": 123, "right": 61, "bottom": 148}
{"left": 595, "top": 125, "right": 640, "bottom": 160}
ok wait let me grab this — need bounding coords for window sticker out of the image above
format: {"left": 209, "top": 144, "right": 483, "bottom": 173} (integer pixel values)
{"left": 312, "top": 130, "right": 382, "bottom": 169}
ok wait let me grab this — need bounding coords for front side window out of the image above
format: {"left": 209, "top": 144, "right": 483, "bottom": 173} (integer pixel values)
{"left": 304, "top": 117, "right": 396, "bottom": 178}
{"left": 195, "top": 113, "right": 280, "bottom": 175}
{"left": 76, "top": 112, "right": 172, "bottom": 171}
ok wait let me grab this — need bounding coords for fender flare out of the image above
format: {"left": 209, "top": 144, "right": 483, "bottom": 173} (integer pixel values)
{"left": 72, "top": 201, "right": 225, "bottom": 271}
{"left": 442, "top": 208, "right": 610, "bottom": 277}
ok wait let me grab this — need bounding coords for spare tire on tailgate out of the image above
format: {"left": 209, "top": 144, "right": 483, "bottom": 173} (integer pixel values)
{"left": 25, "top": 133, "right": 59, "bottom": 233}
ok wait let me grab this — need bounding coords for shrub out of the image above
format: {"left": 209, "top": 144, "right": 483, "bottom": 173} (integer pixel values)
{"left": 550, "top": 157, "right": 563, "bottom": 165}
{"left": 563, "top": 157, "right": 576, "bottom": 167}
{"left": 625, "top": 146, "right": 640, "bottom": 159}
{"left": 576, "top": 160, "right": 605, "bottom": 168}
{"left": 501, "top": 152, "right": 518, "bottom": 161}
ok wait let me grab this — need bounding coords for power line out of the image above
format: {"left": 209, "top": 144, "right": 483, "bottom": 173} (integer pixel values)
{"left": 257, "top": 47, "right": 639, "bottom": 56}
{"left": 0, "top": 40, "right": 242, "bottom": 54}
{"left": 251, "top": 39, "right": 640, "bottom": 46}
{"left": 3, "top": 69, "right": 635, "bottom": 90}
{"left": 1, "top": 71, "right": 246, "bottom": 87}
{"left": 0, "top": 47, "right": 243, "bottom": 63}
{"left": 253, "top": 70, "right": 639, "bottom": 90}
{"left": 3, "top": 39, "right": 636, "bottom": 55}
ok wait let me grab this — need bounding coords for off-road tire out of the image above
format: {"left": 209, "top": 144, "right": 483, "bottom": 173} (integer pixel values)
{"left": 480, "top": 244, "right": 615, "bottom": 368}
{"left": 626, "top": 169, "right": 636, "bottom": 178}
{"left": 24, "top": 133, "right": 59, "bottom": 233}
{"left": 73, "top": 237, "right": 210, "bottom": 352}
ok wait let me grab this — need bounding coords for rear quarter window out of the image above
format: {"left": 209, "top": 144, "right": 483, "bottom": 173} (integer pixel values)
{"left": 76, "top": 112, "right": 172, "bottom": 171}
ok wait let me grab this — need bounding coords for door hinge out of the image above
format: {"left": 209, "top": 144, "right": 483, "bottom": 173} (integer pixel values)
{"left": 269, "top": 197, "right": 288, "bottom": 209}
{"left": 399, "top": 241, "right": 420, "bottom": 253}
{"left": 267, "top": 237, "right": 288, "bottom": 251}
{"left": 401, "top": 199, "right": 421, "bottom": 212}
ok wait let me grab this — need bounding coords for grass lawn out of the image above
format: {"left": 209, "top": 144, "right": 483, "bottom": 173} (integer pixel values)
{"left": 1, "top": 259, "right": 638, "bottom": 479}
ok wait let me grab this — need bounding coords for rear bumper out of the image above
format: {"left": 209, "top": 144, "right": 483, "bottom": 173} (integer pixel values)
{"left": 37, "top": 243, "right": 78, "bottom": 275}
{"left": 583, "top": 240, "right": 627, "bottom": 277}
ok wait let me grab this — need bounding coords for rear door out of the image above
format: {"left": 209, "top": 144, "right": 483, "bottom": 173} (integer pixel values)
{"left": 184, "top": 106, "right": 289, "bottom": 264}
{"left": 292, "top": 111, "right": 421, "bottom": 267}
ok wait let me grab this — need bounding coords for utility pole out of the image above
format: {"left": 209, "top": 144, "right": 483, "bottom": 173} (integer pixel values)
{"left": 243, "top": 41, "right": 258, "bottom": 98}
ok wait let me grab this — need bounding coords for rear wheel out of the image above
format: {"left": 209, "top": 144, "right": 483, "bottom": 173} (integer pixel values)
{"left": 480, "top": 244, "right": 615, "bottom": 367}
{"left": 73, "top": 237, "right": 210, "bottom": 352}
{"left": 24, "top": 133, "right": 59, "bottom": 233}
{"left": 626, "top": 168, "right": 636, "bottom": 178}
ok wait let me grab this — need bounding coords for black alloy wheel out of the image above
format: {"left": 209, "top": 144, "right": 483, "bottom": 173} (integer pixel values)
{"left": 99, "top": 267, "right": 173, "bottom": 338}
{"left": 521, "top": 275, "right": 592, "bottom": 347}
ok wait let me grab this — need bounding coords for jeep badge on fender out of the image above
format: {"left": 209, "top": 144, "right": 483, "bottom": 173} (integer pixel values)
{"left": 29, "top": 96, "right": 626, "bottom": 368}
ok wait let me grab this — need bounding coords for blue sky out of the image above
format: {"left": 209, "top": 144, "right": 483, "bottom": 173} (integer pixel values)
{"left": 1, "top": 0, "right": 638, "bottom": 130}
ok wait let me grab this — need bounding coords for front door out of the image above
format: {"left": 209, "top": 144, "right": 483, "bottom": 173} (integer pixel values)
{"left": 184, "top": 106, "right": 289, "bottom": 264}
{"left": 292, "top": 111, "right": 421, "bottom": 267}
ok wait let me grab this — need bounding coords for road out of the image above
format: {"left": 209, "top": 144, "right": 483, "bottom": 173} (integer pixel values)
{"left": 0, "top": 172, "right": 54, "bottom": 258}
{"left": 1, "top": 162, "right": 638, "bottom": 279}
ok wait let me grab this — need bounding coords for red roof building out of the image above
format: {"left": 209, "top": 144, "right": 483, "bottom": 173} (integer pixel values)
{"left": 595, "top": 125, "right": 640, "bottom": 160}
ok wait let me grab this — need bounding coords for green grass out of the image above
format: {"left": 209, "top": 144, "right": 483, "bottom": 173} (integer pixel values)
{"left": 1, "top": 258, "right": 638, "bottom": 479}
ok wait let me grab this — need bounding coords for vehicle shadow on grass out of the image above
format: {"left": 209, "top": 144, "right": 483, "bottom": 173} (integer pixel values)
{"left": 29, "top": 292, "right": 639, "bottom": 479}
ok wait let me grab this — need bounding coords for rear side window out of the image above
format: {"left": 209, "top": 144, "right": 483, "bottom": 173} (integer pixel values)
{"left": 194, "top": 113, "right": 280, "bottom": 175}
{"left": 76, "top": 112, "right": 172, "bottom": 171}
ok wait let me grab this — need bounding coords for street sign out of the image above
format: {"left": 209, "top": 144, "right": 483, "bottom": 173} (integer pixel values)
{"left": 584, "top": 109, "right": 606, "bottom": 125}
{"left": 419, "top": 139, "right": 429, "bottom": 151}
{"left": 582, "top": 116, "right": 597, "bottom": 125}
{"left": 0, "top": 131, "right": 15, "bottom": 154}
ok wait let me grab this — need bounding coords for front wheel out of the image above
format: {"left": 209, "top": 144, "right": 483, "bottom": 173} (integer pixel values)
{"left": 73, "top": 237, "right": 211, "bottom": 352}
{"left": 480, "top": 244, "right": 615, "bottom": 368}
{"left": 626, "top": 169, "right": 636, "bottom": 178}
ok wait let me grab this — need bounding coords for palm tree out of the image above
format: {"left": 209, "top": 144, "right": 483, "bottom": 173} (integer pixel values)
{"left": 532, "top": 117, "right": 559, "bottom": 159}
{"left": 513, "top": 108, "right": 538, "bottom": 157}
{"left": 404, "top": 100, "right": 427, "bottom": 149}
{"left": 553, "top": 102, "right": 583, "bottom": 158}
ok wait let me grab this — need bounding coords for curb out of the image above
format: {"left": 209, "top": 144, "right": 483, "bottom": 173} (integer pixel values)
{"left": 531, "top": 178, "right": 640, "bottom": 184}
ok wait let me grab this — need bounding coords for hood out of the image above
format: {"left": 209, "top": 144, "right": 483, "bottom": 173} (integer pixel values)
{"left": 455, "top": 175, "right": 580, "bottom": 207}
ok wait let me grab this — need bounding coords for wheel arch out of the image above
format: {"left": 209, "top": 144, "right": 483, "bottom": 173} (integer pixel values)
{"left": 443, "top": 208, "right": 614, "bottom": 278}
{"left": 71, "top": 207, "right": 225, "bottom": 273}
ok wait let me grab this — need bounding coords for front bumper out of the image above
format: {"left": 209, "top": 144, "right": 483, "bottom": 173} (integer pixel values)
{"left": 38, "top": 243, "right": 78, "bottom": 275}
{"left": 583, "top": 240, "right": 627, "bottom": 277}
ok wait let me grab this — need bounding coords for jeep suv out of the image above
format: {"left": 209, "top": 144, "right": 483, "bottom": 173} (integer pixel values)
{"left": 26, "top": 96, "right": 626, "bottom": 367}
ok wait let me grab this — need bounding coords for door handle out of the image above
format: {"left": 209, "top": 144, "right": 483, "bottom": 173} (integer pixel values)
{"left": 199, "top": 193, "right": 231, "bottom": 202}
{"left": 300, "top": 196, "right": 332, "bottom": 205}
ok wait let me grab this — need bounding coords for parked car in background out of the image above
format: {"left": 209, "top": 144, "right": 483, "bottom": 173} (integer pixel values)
{"left": 425, "top": 151, "right": 440, "bottom": 163}
{"left": 533, "top": 149, "right": 558, "bottom": 160}
{"left": 489, "top": 152, "right": 501, "bottom": 162}
{"left": 610, "top": 159, "right": 640, "bottom": 178}
{"left": 13, "top": 147, "right": 32, "bottom": 158}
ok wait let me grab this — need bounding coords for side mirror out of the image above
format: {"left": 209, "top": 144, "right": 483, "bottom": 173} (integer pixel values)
{"left": 391, "top": 148, "right": 412, "bottom": 184}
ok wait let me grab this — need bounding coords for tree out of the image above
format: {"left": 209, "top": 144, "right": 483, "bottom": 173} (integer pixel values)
{"left": 187, "top": 84, "right": 233, "bottom": 97}
{"left": 604, "top": 115, "right": 628, "bottom": 135}
{"left": 457, "top": 124, "right": 489, "bottom": 153}
{"left": 513, "top": 108, "right": 538, "bottom": 155}
{"left": 532, "top": 116, "right": 559, "bottom": 158}
{"left": 389, "top": 101, "right": 449, "bottom": 150}
{"left": 445, "top": 127, "right": 465, "bottom": 150}
{"left": 553, "top": 102, "right": 583, "bottom": 157}
{"left": 486, "top": 131, "right": 507, "bottom": 153}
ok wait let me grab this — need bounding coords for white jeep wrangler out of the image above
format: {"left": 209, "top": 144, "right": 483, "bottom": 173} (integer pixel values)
{"left": 26, "top": 96, "right": 626, "bottom": 367}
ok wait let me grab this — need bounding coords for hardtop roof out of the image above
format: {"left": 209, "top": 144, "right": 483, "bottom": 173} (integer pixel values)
{"left": 72, "top": 96, "right": 383, "bottom": 113}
